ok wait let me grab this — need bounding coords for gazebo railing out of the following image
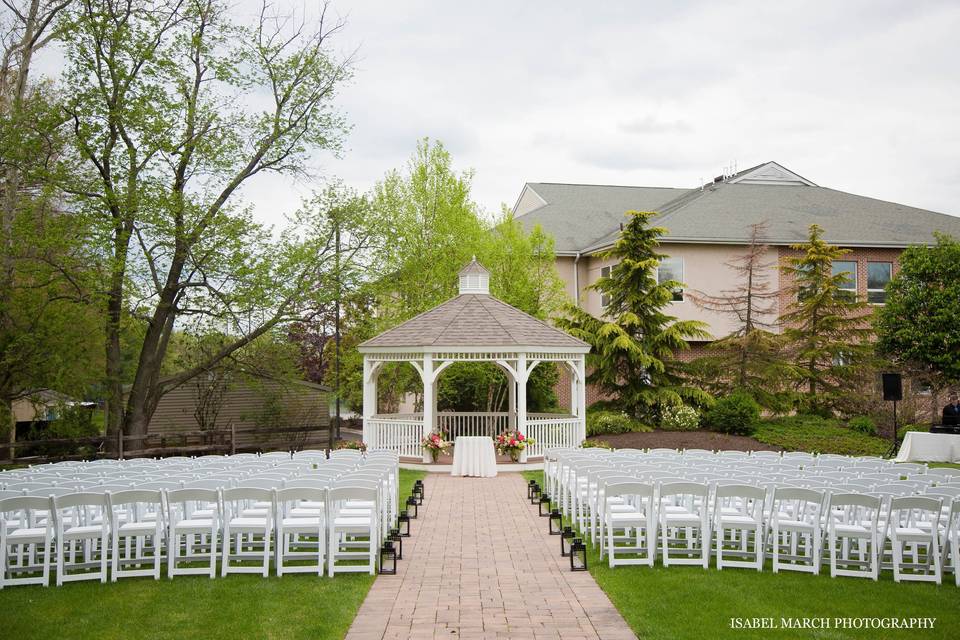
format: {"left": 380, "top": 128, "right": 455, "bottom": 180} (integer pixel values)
{"left": 525, "top": 415, "right": 581, "bottom": 458}
{"left": 437, "top": 412, "right": 510, "bottom": 440}
{"left": 367, "top": 415, "right": 423, "bottom": 458}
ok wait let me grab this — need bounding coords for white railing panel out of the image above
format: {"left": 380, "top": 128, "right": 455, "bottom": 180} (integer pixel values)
{"left": 367, "top": 417, "right": 423, "bottom": 458}
{"left": 525, "top": 417, "right": 580, "bottom": 458}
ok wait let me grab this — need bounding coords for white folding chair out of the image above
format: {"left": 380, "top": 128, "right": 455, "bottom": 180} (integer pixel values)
{"left": 713, "top": 484, "right": 766, "bottom": 571}
{"left": 826, "top": 493, "right": 881, "bottom": 580}
{"left": 275, "top": 487, "right": 327, "bottom": 576}
{"left": 885, "top": 496, "right": 943, "bottom": 584}
{"left": 221, "top": 488, "right": 274, "bottom": 577}
{"left": 941, "top": 499, "right": 960, "bottom": 586}
{"left": 0, "top": 496, "right": 54, "bottom": 587}
{"left": 770, "top": 487, "right": 824, "bottom": 575}
{"left": 659, "top": 482, "right": 710, "bottom": 568}
{"left": 52, "top": 492, "right": 110, "bottom": 585}
{"left": 327, "top": 485, "right": 379, "bottom": 576}
{"left": 167, "top": 488, "right": 220, "bottom": 578}
{"left": 604, "top": 482, "right": 656, "bottom": 568}
{"left": 108, "top": 490, "right": 165, "bottom": 581}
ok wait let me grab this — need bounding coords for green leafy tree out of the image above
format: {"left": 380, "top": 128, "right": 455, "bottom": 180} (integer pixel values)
{"left": 875, "top": 233, "right": 960, "bottom": 383}
{"left": 59, "top": 0, "right": 358, "bottom": 443}
{"left": 779, "top": 224, "right": 873, "bottom": 413}
{"left": 330, "top": 139, "right": 567, "bottom": 413}
{"left": 688, "top": 222, "right": 797, "bottom": 410}
{"left": 556, "top": 210, "right": 711, "bottom": 421}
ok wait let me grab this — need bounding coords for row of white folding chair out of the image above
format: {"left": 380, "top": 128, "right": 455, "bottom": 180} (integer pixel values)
{"left": 595, "top": 479, "right": 953, "bottom": 583}
{"left": 1, "top": 481, "right": 381, "bottom": 587}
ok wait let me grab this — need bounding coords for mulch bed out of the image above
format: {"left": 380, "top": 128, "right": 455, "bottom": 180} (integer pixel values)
{"left": 589, "top": 430, "right": 782, "bottom": 452}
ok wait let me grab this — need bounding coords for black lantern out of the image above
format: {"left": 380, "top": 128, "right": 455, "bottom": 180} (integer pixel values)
{"left": 570, "top": 538, "right": 587, "bottom": 571}
{"left": 406, "top": 495, "right": 419, "bottom": 519}
{"left": 539, "top": 494, "right": 552, "bottom": 517}
{"left": 530, "top": 483, "right": 542, "bottom": 505}
{"left": 414, "top": 480, "right": 425, "bottom": 503}
{"left": 379, "top": 540, "right": 397, "bottom": 575}
{"left": 527, "top": 479, "right": 537, "bottom": 500}
{"left": 549, "top": 509, "right": 563, "bottom": 535}
{"left": 561, "top": 526, "right": 575, "bottom": 557}
{"left": 397, "top": 510, "right": 411, "bottom": 537}
{"left": 389, "top": 528, "right": 403, "bottom": 560}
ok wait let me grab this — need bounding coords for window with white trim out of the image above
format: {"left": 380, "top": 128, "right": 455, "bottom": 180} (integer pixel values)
{"left": 831, "top": 260, "right": 858, "bottom": 301}
{"left": 657, "top": 256, "right": 684, "bottom": 302}
{"left": 600, "top": 266, "right": 611, "bottom": 308}
{"left": 867, "top": 262, "right": 892, "bottom": 304}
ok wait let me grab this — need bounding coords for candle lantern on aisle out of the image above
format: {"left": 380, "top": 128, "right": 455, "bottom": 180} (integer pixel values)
{"left": 570, "top": 538, "right": 587, "bottom": 571}
{"left": 530, "top": 483, "right": 542, "bottom": 505}
{"left": 379, "top": 540, "right": 397, "bottom": 575}
{"left": 406, "top": 495, "right": 419, "bottom": 519}
{"left": 414, "top": 480, "right": 425, "bottom": 504}
{"left": 561, "top": 526, "right": 575, "bottom": 557}
{"left": 527, "top": 479, "right": 537, "bottom": 500}
{"left": 389, "top": 528, "right": 403, "bottom": 560}
{"left": 397, "top": 510, "right": 411, "bottom": 537}
{"left": 549, "top": 509, "right": 563, "bottom": 535}
{"left": 539, "top": 494, "right": 552, "bottom": 517}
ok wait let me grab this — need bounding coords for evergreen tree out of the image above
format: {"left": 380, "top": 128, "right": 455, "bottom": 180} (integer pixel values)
{"left": 779, "top": 224, "right": 873, "bottom": 413}
{"left": 556, "top": 210, "right": 711, "bottom": 420}
{"left": 687, "top": 222, "right": 797, "bottom": 410}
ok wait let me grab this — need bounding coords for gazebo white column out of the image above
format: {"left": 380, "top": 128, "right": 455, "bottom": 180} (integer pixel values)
{"left": 508, "top": 376, "right": 517, "bottom": 429}
{"left": 361, "top": 358, "right": 378, "bottom": 447}
{"left": 421, "top": 353, "right": 434, "bottom": 439}
{"left": 516, "top": 353, "right": 528, "bottom": 436}
{"left": 576, "top": 358, "right": 587, "bottom": 443}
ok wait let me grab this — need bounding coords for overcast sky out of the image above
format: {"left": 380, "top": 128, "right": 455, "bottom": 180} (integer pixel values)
{"left": 47, "top": 0, "right": 960, "bottom": 227}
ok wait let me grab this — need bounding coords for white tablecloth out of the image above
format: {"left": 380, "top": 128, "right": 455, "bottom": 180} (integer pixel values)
{"left": 895, "top": 431, "right": 960, "bottom": 463}
{"left": 451, "top": 436, "right": 497, "bottom": 477}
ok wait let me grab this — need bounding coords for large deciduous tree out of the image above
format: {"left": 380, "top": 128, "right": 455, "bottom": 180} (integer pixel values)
{"left": 0, "top": 0, "right": 101, "bottom": 447}
{"left": 875, "top": 233, "right": 960, "bottom": 384}
{"left": 556, "top": 210, "right": 711, "bottom": 421}
{"left": 779, "top": 224, "right": 873, "bottom": 414}
{"left": 59, "top": 0, "right": 358, "bottom": 442}
{"left": 687, "top": 222, "right": 797, "bottom": 410}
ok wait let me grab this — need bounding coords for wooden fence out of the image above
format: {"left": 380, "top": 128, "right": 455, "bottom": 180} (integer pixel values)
{"left": 1, "top": 424, "right": 334, "bottom": 467}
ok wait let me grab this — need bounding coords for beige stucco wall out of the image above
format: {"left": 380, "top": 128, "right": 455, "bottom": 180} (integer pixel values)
{"left": 569, "top": 243, "right": 780, "bottom": 340}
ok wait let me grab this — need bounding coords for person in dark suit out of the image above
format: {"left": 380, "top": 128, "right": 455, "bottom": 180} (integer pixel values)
{"left": 944, "top": 394, "right": 960, "bottom": 426}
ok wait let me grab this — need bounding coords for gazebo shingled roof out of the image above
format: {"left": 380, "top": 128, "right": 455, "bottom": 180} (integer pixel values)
{"left": 358, "top": 294, "right": 588, "bottom": 349}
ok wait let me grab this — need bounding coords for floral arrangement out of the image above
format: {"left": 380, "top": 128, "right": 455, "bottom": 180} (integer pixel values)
{"left": 495, "top": 431, "right": 535, "bottom": 460}
{"left": 421, "top": 431, "right": 451, "bottom": 461}
{"left": 334, "top": 439, "right": 367, "bottom": 452}
{"left": 659, "top": 404, "right": 700, "bottom": 431}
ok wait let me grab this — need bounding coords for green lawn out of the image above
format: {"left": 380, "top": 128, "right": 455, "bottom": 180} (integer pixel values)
{"left": 521, "top": 471, "right": 958, "bottom": 640}
{"left": 754, "top": 416, "right": 892, "bottom": 456}
{"left": 0, "top": 469, "right": 425, "bottom": 640}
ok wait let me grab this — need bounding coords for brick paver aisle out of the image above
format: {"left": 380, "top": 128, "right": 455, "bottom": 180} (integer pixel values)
{"left": 345, "top": 474, "right": 635, "bottom": 640}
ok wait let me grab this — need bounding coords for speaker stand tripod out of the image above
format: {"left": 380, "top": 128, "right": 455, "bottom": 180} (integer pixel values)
{"left": 886, "top": 399, "right": 899, "bottom": 458}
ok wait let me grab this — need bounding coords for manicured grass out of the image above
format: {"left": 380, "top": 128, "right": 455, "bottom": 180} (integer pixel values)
{"left": 0, "top": 469, "right": 425, "bottom": 640}
{"left": 755, "top": 416, "right": 890, "bottom": 456}
{"left": 521, "top": 470, "right": 958, "bottom": 639}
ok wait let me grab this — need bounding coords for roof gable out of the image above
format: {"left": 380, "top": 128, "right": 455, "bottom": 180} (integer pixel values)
{"left": 727, "top": 161, "right": 816, "bottom": 186}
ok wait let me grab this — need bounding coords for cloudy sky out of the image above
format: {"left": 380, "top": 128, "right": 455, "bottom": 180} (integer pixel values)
{"left": 47, "top": 0, "right": 960, "bottom": 226}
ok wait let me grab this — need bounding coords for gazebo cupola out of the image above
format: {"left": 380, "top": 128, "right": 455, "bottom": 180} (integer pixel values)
{"left": 357, "top": 259, "right": 590, "bottom": 461}
{"left": 458, "top": 257, "right": 490, "bottom": 294}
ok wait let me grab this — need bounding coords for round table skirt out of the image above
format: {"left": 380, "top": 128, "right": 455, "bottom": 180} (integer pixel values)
{"left": 895, "top": 431, "right": 960, "bottom": 463}
{"left": 451, "top": 436, "right": 497, "bottom": 477}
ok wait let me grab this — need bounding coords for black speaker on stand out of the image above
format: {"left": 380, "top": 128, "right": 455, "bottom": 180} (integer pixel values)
{"left": 882, "top": 373, "right": 902, "bottom": 457}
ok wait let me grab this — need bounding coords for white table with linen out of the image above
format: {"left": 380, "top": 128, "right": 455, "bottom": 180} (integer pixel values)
{"left": 895, "top": 431, "right": 960, "bottom": 463}
{"left": 451, "top": 436, "right": 498, "bottom": 477}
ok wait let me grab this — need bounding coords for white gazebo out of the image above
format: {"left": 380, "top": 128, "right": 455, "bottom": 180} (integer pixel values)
{"left": 358, "top": 259, "right": 590, "bottom": 460}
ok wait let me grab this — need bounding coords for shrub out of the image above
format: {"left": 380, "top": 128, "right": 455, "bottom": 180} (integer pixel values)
{"left": 659, "top": 404, "right": 700, "bottom": 431}
{"left": 897, "top": 423, "right": 930, "bottom": 440}
{"left": 847, "top": 416, "right": 877, "bottom": 436}
{"left": 582, "top": 439, "right": 613, "bottom": 450}
{"left": 703, "top": 392, "right": 760, "bottom": 436}
{"left": 586, "top": 410, "right": 653, "bottom": 436}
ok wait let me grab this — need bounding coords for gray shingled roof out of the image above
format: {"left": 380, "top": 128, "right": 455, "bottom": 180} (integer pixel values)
{"left": 516, "top": 167, "right": 960, "bottom": 253}
{"left": 514, "top": 183, "right": 687, "bottom": 253}
{"left": 358, "top": 294, "right": 589, "bottom": 350}
{"left": 459, "top": 258, "right": 489, "bottom": 275}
